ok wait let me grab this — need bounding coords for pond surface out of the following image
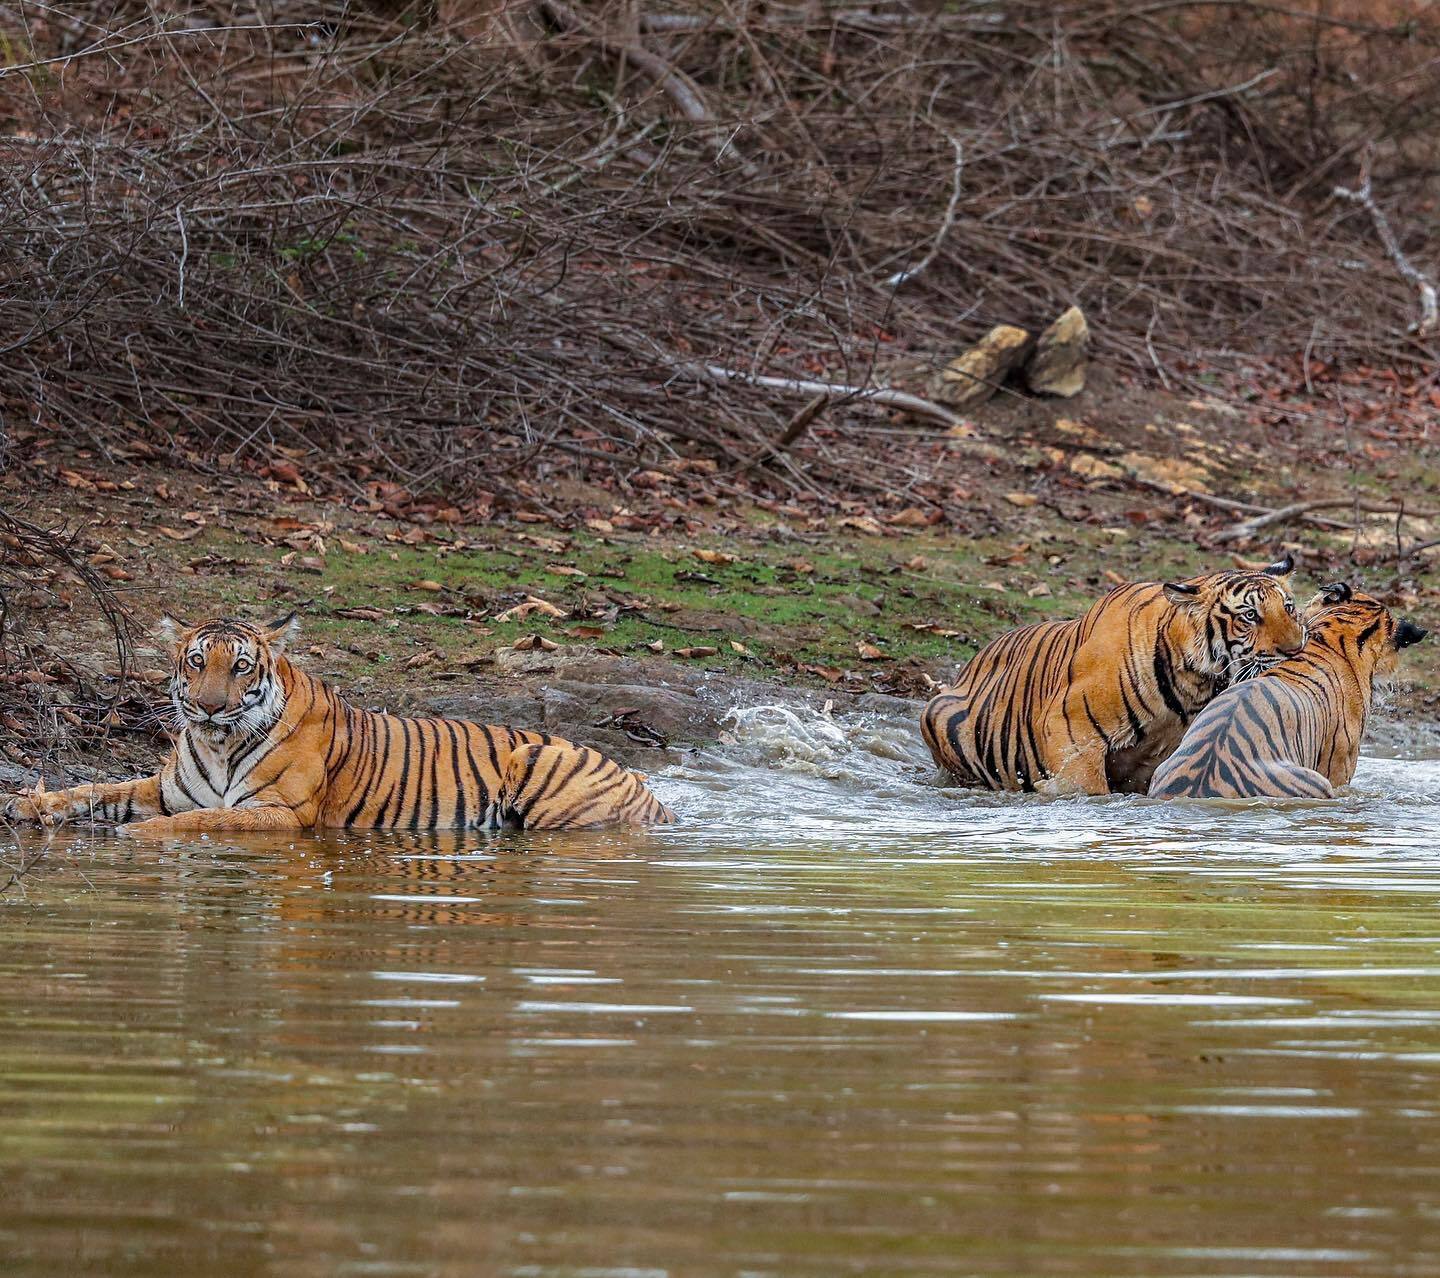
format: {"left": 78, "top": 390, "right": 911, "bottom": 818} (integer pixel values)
{"left": 3, "top": 702, "right": 1440, "bottom": 1276}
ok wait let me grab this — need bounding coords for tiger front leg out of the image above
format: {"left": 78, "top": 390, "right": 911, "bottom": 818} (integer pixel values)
{"left": 4, "top": 774, "right": 168, "bottom": 827}
{"left": 121, "top": 804, "right": 306, "bottom": 838}
{"left": 1035, "top": 691, "right": 1115, "bottom": 797}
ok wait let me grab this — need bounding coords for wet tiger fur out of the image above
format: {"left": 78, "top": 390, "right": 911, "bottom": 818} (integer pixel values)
{"left": 920, "top": 556, "right": 1305, "bottom": 796}
{"left": 4, "top": 615, "right": 675, "bottom": 835}
{"left": 1148, "top": 584, "right": 1426, "bottom": 800}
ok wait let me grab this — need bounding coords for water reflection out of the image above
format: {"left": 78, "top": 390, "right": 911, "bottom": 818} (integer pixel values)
{"left": 1, "top": 706, "right": 1439, "bottom": 1275}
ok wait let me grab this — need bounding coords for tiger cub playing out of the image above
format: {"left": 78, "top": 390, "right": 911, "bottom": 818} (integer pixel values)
{"left": 4, "top": 614, "right": 675, "bottom": 835}
{"left": 1148, "top": 584, "right": 1426, "bottom": 800}
{"left": 920, "top": 556, "right": 1305, "bottom": 796}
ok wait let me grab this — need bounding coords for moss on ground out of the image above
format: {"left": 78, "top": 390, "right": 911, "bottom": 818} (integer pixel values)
{"left": 150, "top": 511, "right": 1224, "bottom": 695}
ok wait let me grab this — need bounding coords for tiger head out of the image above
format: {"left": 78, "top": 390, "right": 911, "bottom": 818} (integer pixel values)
{"left": 1162, "top": 553, "right": 1305, "bottom": 685}
{"left": 1303, "top": 582, "right": 1427, "bottom": 681}
{"left": 158, "top": 613, "right": 299, "bottom": 740}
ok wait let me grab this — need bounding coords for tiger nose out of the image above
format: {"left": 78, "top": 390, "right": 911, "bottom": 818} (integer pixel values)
{"left": 195, "top": 694, "right": 227, "bottom": 715}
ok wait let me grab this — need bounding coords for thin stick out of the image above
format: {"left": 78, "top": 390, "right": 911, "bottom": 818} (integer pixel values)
{"left": 1215, "top": 497, "right": 1440, "bottom": 543}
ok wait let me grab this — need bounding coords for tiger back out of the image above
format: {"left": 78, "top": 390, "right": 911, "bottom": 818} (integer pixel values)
{"left": 5, "top": 615, "right": 676, "bottom": 836}
{"left": 1148, "top": 584, "right": 1427, "bottom": 800}
{"left": 920, "top": 558, "right": 1305, "bottom": 796}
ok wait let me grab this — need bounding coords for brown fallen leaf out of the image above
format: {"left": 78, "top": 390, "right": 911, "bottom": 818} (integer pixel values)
{"left": 494, "top": 596, "right": 566, "bottom": 623}
{"left": 517, "top": 533, "right": 568, "bottom": 553}
{"left": 856, "top": 642, "right": 885, "bottom": 660}
{"left": 784, "top": 558, "right": 815, "bottom": 574}
{"left": 1004, "top": 492, "right": 1039, "bottom": 508}
{"left": 157, "top": 525, "right": 202, "bottom": 542}
{"left": 566, "top": 625, "right": 608, "bottom": 639}
{"left": 338, "top": 539, "right": 369, "bottom": 555}
{"left": 100, "top": 565, "right": 134, "bottom": 581}
{"left": 412, "top": 579, "right": 444, "bottom": 592}
{"left": 1027, "top": 582, "right": 1052, "bottom": 598}
{"left": 404, "top": 650, "right": 439, "bottom": 669}
{"left": 887, "top": 507, "right": 939, "bottom": 527}
{"left": 644, "top": 639, "right": 664, "bottom": 653}
{"left": 1103, "top": 569, "right": 1126, "bottom": 586}
{"left": 904, "top": 555, "right": 929, "bottom": 571}
{"left": 546, "top": 564, "right": 587, "bottom": 579}
{"left": 513, "top": 634, "right": 560, "bottom": 652}
{"left": 675, "top": 645, "right": 719, "bottom": 658}
{"left": 693, "top": 549, "right": 737, "bottom": 566}
{"left": 334, "top": 606, "right": 388, "bottom": 621}
{"left": 729, "top": 640, "right": 749, "bottom": 655}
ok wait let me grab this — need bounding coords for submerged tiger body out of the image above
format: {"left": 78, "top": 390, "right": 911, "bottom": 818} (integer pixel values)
{"left": 4, "top": 616, "right": 674, "bottom": 836}
{"left": 1148, "top": 585, "right": 1426, "bottom": 800}
{"left": 920, "top": 559, "right": 1305, "bottom": 796}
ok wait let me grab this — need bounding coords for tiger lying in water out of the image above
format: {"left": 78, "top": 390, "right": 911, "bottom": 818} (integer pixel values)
{"left": 921, "top": 556, "right": 1304, "bottom": 795}
{"left": 1149, "top": 584, "right": 1426, "bottom": 800}
{"left": 4, "top": 615, "right": 675, "bottom": 835}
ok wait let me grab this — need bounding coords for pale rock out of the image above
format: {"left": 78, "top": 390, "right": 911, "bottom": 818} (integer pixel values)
{"left": 934, "top": 324, "right": 1032, "bottom": 409}
{"left": 1025, "top": 305, "right": 1088, "bottom": 398}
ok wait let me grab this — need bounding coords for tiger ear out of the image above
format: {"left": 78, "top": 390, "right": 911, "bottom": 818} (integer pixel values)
{"left": 1162, "top": 581, "right": 1203, "bottom": 606}
{"left": 1263, "top": 551, "right": 1295, "bottom": 578}
{"left": 157, "top": 614, "right": 190, "bottom": 645}
{"left": 1396, "top": 618, "right": 1428, "bottom": 649}
{"left": 263, "top": 612, "right": 301, "bottom": 653}
{"left": 1318, "top": 581, "right": 1352, "bottom": 607}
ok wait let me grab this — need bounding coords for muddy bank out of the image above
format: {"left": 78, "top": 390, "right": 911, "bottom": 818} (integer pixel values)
{"left": 418, "top": 648, "right": 921, "bottom": 771}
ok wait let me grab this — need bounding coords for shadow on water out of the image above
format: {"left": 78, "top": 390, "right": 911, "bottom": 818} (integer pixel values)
{"left": 3, "top": 700, "right": 1440, "bottom": 1276}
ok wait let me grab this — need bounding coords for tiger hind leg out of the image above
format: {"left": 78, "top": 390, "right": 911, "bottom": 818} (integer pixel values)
{"left": 1247, "top": 760, "right": 1336, "bottom": 799}
{"left": 501, "top": 743, "right": 676, "bottom": 830}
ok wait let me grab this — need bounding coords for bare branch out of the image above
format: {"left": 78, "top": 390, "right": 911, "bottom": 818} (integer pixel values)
{"left": 687, "top": 363, "right": 969, "bottom": 432}
{"left": 1335, "top": 155, "right": 1439, "bottom": 338}
{"left": 884, "top": 136, "right": 964, "bottom": 289}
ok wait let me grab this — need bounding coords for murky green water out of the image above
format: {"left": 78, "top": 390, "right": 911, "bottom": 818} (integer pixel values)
{"left": 4, "top": 704, "right": 1440, "bottom": 1276}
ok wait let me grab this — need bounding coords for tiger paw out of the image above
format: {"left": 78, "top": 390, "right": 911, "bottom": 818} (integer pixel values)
{"left": 4, "top": 789, "right": 67, "bottom": 825}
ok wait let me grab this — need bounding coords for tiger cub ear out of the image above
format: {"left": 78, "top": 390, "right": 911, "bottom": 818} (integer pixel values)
{"left": 263, "top": 611, "right": 301, "bottom": 653}
{"left": 1317, "top": 581, "right": 1352, "bottom": 606}
{"left": 1262, "top": 550, "right": 1295, "bottom": 578}
{"left": 1162, "top": 581, "right": 1203, "bottom": 606}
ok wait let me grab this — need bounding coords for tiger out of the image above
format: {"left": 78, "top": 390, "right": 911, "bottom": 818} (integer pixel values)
{"left": 1148, "top": 583, "right": 1426, "bottom": 800}
{"left": 920, "top": 555, "right": 1305, "bottom": 796}
{"left": 3, "top": 614, "right": 675, "bottom": 835}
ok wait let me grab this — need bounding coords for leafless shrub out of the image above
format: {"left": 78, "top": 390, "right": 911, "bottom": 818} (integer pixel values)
{"left": 1, "top": 1, "right": 1438, "bottom": 507}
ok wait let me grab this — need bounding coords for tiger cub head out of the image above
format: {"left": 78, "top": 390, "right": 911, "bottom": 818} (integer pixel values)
{"left": 1303, "top": 582, "right": 1427, "bottom": 681}
{"left": 157, "top": 613, "right": 299, "bottom": 740}
{"left": 1162, "top": 552, "right": 1305, "bottom": 684}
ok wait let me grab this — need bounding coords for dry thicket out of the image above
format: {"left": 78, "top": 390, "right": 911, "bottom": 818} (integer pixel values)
{"left": 1, "top": 0, "right": 1439, "bottom": 507}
